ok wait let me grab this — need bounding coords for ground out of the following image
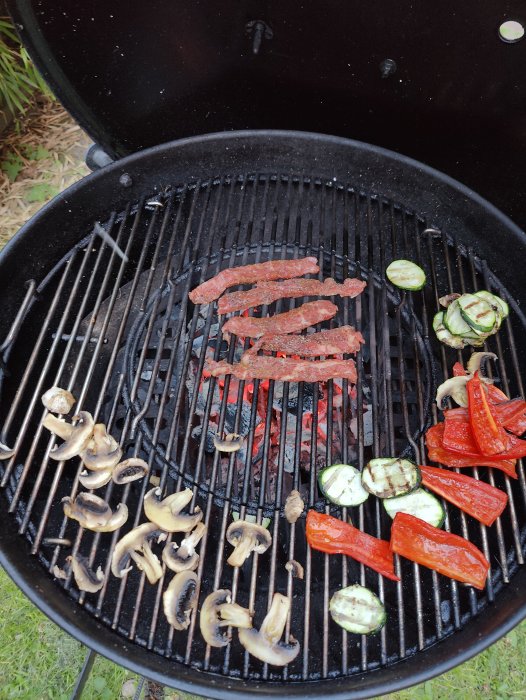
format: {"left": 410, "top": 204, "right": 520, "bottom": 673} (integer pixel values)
{"left": 0, "top": 99, "right": 525, "bottom": 699}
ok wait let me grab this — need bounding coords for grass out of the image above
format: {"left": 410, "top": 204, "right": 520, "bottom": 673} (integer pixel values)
{"left": 1, "top": 565, "right": 526, "bottom": 700}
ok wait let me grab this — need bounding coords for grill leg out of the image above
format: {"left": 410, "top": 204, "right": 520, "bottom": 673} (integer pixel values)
{"left": 69, "top": 648, "right": 97, "bottom": 700}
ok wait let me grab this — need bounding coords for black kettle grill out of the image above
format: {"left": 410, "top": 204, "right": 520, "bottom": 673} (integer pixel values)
{"left": 1, "top": 2, "right": 526, "bottom": 698}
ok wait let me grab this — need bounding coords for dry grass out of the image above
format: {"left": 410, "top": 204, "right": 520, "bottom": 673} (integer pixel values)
{"left": 0, "top": 96, "right": 90, "bottom": 246}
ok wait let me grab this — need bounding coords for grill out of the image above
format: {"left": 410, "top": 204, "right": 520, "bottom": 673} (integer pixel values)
{"left": 1, "top": 134, "right": 526, "bottom": 697}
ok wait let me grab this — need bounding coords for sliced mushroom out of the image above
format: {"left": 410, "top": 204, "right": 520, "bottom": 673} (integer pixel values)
{"left": 285, "top": 560, "right": 304, "bottom": 580}
{"left": 62, "top": 493, "right": 128, "bottom": 532}
{"left": 0, "top": 440, "right": 15, "bottom": 460}
{"left": 80, "top": 423, "right": 122, "bottom": 471}
{"left": 42, "top": 387, "right": 76, "bottom": 414}
{"left": 213, "top": 432, "right": 244, "bottom": 453}
{"left": 42, "top": 414, "right": 74, "bottom": 441}
{"left": 49, "top": 411, "right": 94, "bottom": 461}
{"left": 226, "top": 520, "right": 271, "bottom": 567}
{"left": 438, "top": 293, "right": 461, "bottom": 308}
{"left": 238, "top": 593, "right": 300, "bottom": 666}
{"left": 79, "top": 467, "right": 113, "bottom": 490}
{"left": 284, "top": 490, "right": 304, "bottom": 524}
{"left": 67, "top": 554, "right": 105, "bottom": 593}
{"left": 52, "top": 565, "right": 67, "bottom": 580}
{"left": 467, "top": 351, "right": 498, "bottom": 376}
{"left": 112, "top": 458, "right": 149, "bottom": 485}
{"left": 111, "top": 522, "right": 166, "bottom": 584}
{"left": 162, "top": 522, "right": 207, "bottom": 573}
{"left": 435, "top": 376, "right": 470, "bottom": 408}
{"left": 143, "top": 487, "right": 203, "bottom": 533}
{"left": 163, "top": 571, "right": 198, "bottom": 630}
{"left": 199, "top": 589, "right": 252, "bottom": 647}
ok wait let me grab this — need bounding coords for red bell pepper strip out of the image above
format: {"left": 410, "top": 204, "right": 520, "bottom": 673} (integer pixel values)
{"left": 420, "top": 464, "right": 508, "bottom": 526}
{"left": 390, "top": 512, "right": 490, "bottom": 590}
{"left": 305, "top": 510, "right": 399, "bottom": 581}
{"left": 467, "top": 373, "right": 509, "bottom": 455}
{"left": 451, "top": 361, "right": 509, "bottom": 403}
{"left": 493, "top": 398, "right": 526, "bottom": 436}
{"left": 442, "top": 417, "right": 480, "bottom": 456}
{"left": 426, "top": 424, "right": 518, "bottom": 478}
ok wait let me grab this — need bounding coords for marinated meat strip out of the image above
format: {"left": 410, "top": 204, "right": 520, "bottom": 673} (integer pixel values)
{"left": 189, "top": 256, "right": 320, "bottom": 304}
{"left": 217, "top": 277, "right": 366, "bottom": 314}
{"left": 206, "top": 356, "right": 357, "bottom": 383}
{"left": 222, "top": 300, "right": 338, "bottom": 338}
{"left": 244, "top": 326, "right": 364, "bottom": 358}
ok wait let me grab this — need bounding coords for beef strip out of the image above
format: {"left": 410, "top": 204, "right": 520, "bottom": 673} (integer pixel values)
{"left": 189, "top": 257, "right": 319, "bottom": 304}
{"left": 244, "top": 326, "right": 364, "bottom": 358}
{"left": 221, "top": 300, "right": 337, "bottom": 338}
{"left": 206, "top": 356, "right": 357, "bottom": 383}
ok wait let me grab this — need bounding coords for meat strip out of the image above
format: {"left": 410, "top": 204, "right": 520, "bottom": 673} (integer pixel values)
{"left": 206, "top": 356, "right": 357, "bottom": 383}
{"left": 217, "top": 277, "right": 366, "bottom": 314}
{"left": 189, "top": 256, "right": 320, "bottom": 304}
{"left": 243, "top": 326, "right": 364, "bottom": 358}
{"left": 222, "top": 300, "right": 337, "bottom": 338}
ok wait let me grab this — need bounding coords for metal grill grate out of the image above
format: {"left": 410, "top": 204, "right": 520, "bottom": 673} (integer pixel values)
{"left": 1, "top": 173, "right": 525, "bottom": 685}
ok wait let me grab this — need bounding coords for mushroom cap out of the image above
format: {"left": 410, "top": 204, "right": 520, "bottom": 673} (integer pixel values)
{"left": 42, "top": 414, "right": 74, "bottom": 441}
{"left": 143, "top": 487, "right": 202, "bottom": 533}
{"left": 285, "top": 560, "right": 304, "bottom": 580}
{"left": 0, "top": 440, "right": 15, "bottom": 460}
{"left": 199, "top": 589, "right": 252, "bottom": 648}
{"left": 162, "top": 522, "right": 206, "bottom": 573}
{"left": 79, "top": 467, "right": 113, "bottom": 490}
{"left": 93, "top": 503, "right": 128, "bottom": 533}
{"left": 238, "top": 593, "right": 299, "bottom": 666}
{"left": 163, "top": 571, "right": 198, "bottom": 630}
{"left": 49, "top": 411, "right": 94, "bottom": 461}
{"left": 284, "top": 490, "right": 305, "bottom": 524}
{"left": 67, "top": 554, "right": 105, "bottom": 593}
{"left": 213, "top": 433, "right": 244, "bottom": 453}
{"left": 111, "top": 522, "right": 165, "bottom": 579}
{"left": 112, "top": 458, "right": 149, "bottom": 485}
{"left": 226, "top": 520, "right": 272, "bottom": 567}
{"left": 80, "top": 423, "right": 122, "bottom": 471}
{"left": 42, "top": 387, "right": 76, "bottom": 415}
{"left": 62, "top": 494, "right": 128, "bottom": 532}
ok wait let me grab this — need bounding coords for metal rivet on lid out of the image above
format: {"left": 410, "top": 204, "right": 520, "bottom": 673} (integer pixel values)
{"left": 119, "top": 173, "right": 133, "bottom": 187}
{"left": 499, "top": 20, "right": 525, "bottom": 43}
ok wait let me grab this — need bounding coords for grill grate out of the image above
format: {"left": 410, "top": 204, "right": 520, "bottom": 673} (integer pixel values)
{"left": 1, "top": 173, "right": 525, "bottom": 685}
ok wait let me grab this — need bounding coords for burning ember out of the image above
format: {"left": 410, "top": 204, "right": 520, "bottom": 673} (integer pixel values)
{"left": 186, "top": 308, "right": 368, "bottom": 502}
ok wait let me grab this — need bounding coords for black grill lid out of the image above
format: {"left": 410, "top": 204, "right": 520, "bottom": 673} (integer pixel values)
{"left": 7, "top": 1, "right": 526, "bottom": 229}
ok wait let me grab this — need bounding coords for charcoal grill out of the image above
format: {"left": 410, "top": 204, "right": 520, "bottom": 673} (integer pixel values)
{"left": 2, "top": 3, "right": 526, "bottom": 699}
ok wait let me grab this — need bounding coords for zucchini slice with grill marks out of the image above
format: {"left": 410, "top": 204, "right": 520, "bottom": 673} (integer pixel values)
{"left": 458, "top": 294, "right": 496, "bottom": 333}
{"left": 433, "top": 312, "right": 466, "bottom": 349}
{"left": 329, "top": 584, "right": 386, "bottom": 635}
{"left": 318, "top": 464, "right": 369, "bottom": 506}
{"left": 386, "top": 260, "right": 426, "bottom": 291}
{"left": 444, "top": 300, "right": 476, "bottom": 337}
{"left": 361, "top": 458, "right": 421, "bottom": 499}
{"left": 474, "top": 290, "right": 509, "bottom": 320}
{"left": 383, "top": 488, "right": 445, "bottom": 527}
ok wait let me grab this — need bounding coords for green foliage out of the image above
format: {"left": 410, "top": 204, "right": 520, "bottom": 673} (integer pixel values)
{"left": 0, "top": 16, "right": 50, "bottom": 116}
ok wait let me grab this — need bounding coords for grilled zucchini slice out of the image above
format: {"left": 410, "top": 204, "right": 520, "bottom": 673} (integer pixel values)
{"left": 362, "top": 458, "right": 421, "bottom": 499}
{"left": 318, "top": 464, "right": 369, "bottom": 506}
{"left": 383, "top": 488, "right": 445, "bottom": 527}
{"left": 329, "top": 584, "right": 386, "bottom": 635}
{"left": 458, "top": 294, "right": 496, "bottom": 333}
{"left": 386, "top": 260, "right": 426, "bottom": 291}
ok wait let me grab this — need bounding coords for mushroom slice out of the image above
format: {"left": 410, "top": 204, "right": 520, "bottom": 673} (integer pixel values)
{"left": 112, "top": 458, "right": 149, "bottom": 485}
{"left": 238, "top": 593, "right": 300, "bottom": 666}
{"left": 0, "top": 440, "right": 15, "bottom": 460}
{"left": 80, "top": 423, "right": 122, "bottom": 471}
{"left": 213, "top": 433, "right": 244, "bottom": 453}
{"left": 50, "top": 411, "right": 94, "bottom": 461}
{"left": 199, "top": 590, "right": 252, "bottom": 647}
{"left": 284, "top": 490, "right": 304, "bottom": 524}
{"left": 162, "top": 522, "right": 207, "bottom": 573}
{"left": 52, "top": 565, "right": 67, "bottom": 580}
{"left": 79, "top": 467, "right": 113, "bottom": 490}
{"left": 111, "top": 522, "right": 165, "bottom": 584}
{"left": 466, "top": 351, "right": 498, "bottom": 376}
{"left": 42, "top": 414, "right": 74, "bottom": 441}
{"left": 62, "top": 493, "right": 128, "bottom": 532}
{"left": 163, "top": 571, "right": 198, "bottom": 630}
{"left": 285, "top": 560, "right": 304, "bottom": 580}
{"left": 67, "top": 554, "right": 105, "bottom": 593}
{"left": 143, "top": 487, "right": 203, "bottom": 533}
{"left": 94, "top": 503, "right": 128, "bottom": 533}
{"left": 226, "top": 520, "right": 271, "bottom": 567}
{"left": 42, "top": 387, "right": 76, "bottom": 415}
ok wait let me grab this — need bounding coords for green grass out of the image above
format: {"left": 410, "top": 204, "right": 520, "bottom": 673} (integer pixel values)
{"left": 1, "top": 566, "right": 525, "bottom": 699}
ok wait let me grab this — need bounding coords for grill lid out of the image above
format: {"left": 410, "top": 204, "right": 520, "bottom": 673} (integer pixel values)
{"left": 7, "top": 1, "right": 526, "bottom": 228}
